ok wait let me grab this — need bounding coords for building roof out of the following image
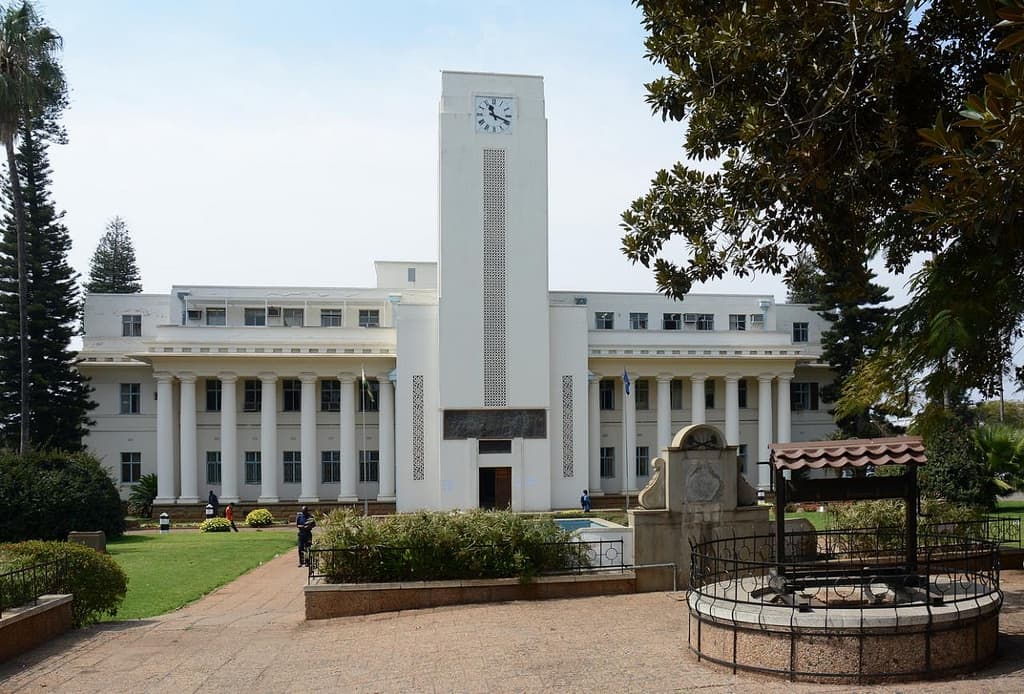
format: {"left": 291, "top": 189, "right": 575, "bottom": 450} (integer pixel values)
{"left": 770, "top": 436, "right": 927, "bottom": 470}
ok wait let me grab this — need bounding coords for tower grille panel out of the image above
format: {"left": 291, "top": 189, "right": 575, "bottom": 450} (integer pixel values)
{"left": 482, "top": 148, "right": 507, "bottom": 407}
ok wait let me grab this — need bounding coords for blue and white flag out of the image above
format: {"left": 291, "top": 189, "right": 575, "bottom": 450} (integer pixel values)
{"left": 623, "top": 368, "right": 631, "bottom": 396}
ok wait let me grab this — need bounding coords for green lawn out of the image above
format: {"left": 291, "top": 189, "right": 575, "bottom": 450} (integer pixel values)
{"left": 105, "top": 530, "right": 296, "bottom": 620}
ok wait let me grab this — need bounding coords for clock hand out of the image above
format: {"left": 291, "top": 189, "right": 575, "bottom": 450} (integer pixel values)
{"left": 486, "top": 103, "right": 511, "bottom": 126}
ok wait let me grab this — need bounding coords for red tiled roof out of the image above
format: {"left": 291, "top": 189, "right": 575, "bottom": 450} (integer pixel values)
{"left": 770, "top": 436, "right": 927, "bottom": 470}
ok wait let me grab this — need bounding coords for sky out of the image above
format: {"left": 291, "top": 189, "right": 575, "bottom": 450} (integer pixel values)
{"left": 34, "top": 0, "right": 926, "bottom": 304}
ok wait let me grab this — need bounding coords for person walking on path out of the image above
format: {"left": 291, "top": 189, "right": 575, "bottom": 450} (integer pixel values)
{"left": 208, "top": 490, "right": 219, "bottom": 517}
{"left": 296, "top": 506, "right": 316, "bottom": 567}
{"left": 580, "top": 489, "right": 591, "bottom": 513}
{"left": 224, "top": 504, "right": 239, "bottom": 532}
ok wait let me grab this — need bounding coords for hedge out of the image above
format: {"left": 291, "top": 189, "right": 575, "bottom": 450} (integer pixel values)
{"left": 0, "top": 540, "right": 128, "bottom": 626}
{"left": 245, "top": 509, "right": 274, "bottom": 528}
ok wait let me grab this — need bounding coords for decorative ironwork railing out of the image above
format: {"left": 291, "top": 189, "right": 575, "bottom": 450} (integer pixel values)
{"left": 0, "top": 558, "right": 68, "bottom": 618}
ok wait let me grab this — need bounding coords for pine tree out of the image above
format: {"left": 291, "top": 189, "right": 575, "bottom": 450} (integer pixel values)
{"left": 0, "top": 113, "right": 95, "bottom": 451}
{"left": 85, "top": 216, "right": 142, "bottom": 293}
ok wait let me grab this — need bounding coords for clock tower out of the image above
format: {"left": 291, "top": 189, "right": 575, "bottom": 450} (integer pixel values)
{"left": 436, "top": 71, "right": 551, "bottom": 510}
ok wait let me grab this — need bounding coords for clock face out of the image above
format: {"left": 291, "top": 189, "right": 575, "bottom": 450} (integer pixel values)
{"left": 474, "top": 96, "right": 514, "bottom": 134}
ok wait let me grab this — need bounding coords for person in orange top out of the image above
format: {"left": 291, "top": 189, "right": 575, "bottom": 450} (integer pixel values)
{"left": 224, "top": 504, "right": 239, "bottom": 532}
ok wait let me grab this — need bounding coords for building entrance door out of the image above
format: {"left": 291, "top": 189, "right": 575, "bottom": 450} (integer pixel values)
{"left": 479, "top": 467, "right": 512, "bottom": 509}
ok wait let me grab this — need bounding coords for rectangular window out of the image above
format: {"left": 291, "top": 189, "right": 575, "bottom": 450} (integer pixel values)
{"left": 750, "top": 313, "right": 764, "bottom": 330}
{"left": 408, "top": 267, "right": 416, "bottom": 282}
{"left": 244, "top": 451, "right": 261, "bottom": 485}
{"left": 635, "top": 379, "right": 649, "bottom": 410}
{"left": 793, "top": 322, "right": 809, "bottom": 343}
{"left": 737, "top": 444, "right": 748, "bottom": 475}
{"left": 120, "top": 452, "right": 141, "bottom": 483}
{"left": 479, "top": 439, "right": 512, "bottom": 454}
{"left": 206, "top": 451, "right": 221, "bottom": 485}
{"left": 282, "top": 379, "right": 302, "bottom": 412}
{"left": 120, "top": 383, "right": 141, "bottom": 414}
{"left": 320, "top": 308, "right": 343, "bottom": 327}
{"left": 729, "top": 314, "right": 746, "bottom": 331}
{"left": 206, "top": 307, "right": 226, "bottom": 326}
{"left": 358, "top": 309, "right": 380, "bottom": 328}
{"left": 705, "top": 379, "right": 715, "bottom": 409}
{"left": 244, "top": 307, "right": 266, "bottom": 326}
{"left": 122, "top": 314, "right": 142, "bottom": 337}
{"left": 357, "top": 379, "right": 379, "bottom": 412}
{"left": 696, "top": 314, "right": 714, "bottom": 331}
{"left": 790, "top": 382, "right": 820, "bottom": 411}
{"left": 321, "top": 379, "right": 340, "bottom": 412}
{"left": 600, "top": 447, "right": 615, "bottom": 478}
{"left": 636, "top": 446, "right": 650, "bottom": 478}
{"left": 599, "top": 379, "right": 614, "bottom": 410}
{"left": 283, "top": 451, "right": 301, "bottom": 484}
{"left": 243, "top": 380, "right": 262, "bottom": 412}
{"left": 663, "top": 313, "right": 681, "bottom": 330}
{"left": 359, "top": 450, "right": 380, "bottom": 482}
{"left": 595, "top": 311, "right": 614, "bottom": 330}
{"left": 321, "top": 450, "right": 340, "bottom": 483}
{"left": 206, "top": 379, "right": 222, "bottom": 412}
{"left": 283, "top": 308, "right": 304, "bottom": 327}
{"left": 738, "top": 378, "right": 748, "bottom": 409}
{"left": 629, "top": 312, "right": 648, "bottom": 330}
{"left": 670, "top": 379, "right": 683, "bottom": 410}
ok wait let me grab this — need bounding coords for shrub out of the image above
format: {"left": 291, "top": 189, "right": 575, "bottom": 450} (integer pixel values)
{"left": 128, "top": 473, "right": 158, "bottom": 518}
{"left": 0, "top": 540, "right": 128, "bottom": 627}
{"left": 199, "top": 517, "right": 232, "bottom": 533}
{"left": 314, "top": 509, "right": 590, "bottom": 583}
{"left": 914, "top": 408, "right": 997, "bottom": 509}
{"left": 0, "top": 450, "right": 126, "bottom": 542}
{"left": 245, "top": 509, "right": 274, "bottom": 528}
{"left": 830, "top": 499, "right": 984, "bottom": 551}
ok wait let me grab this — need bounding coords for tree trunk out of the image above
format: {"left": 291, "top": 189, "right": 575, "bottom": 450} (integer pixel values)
{"left": 6, "top": 135, "right": 30, "bottom": 453}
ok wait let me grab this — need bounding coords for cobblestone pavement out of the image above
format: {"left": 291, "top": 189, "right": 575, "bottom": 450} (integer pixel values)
{"left": 3, "top": 554, "right": 1024, "bottom": 693}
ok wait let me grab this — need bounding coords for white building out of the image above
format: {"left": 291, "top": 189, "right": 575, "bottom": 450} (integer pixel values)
{"left": 79, "top": 72, "right": 835, "bottom": 511}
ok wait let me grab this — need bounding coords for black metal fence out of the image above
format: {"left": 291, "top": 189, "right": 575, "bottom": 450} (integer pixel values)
{"left": 0, "top": 558, "right": 68, "bottom": 618}
{"left": 307, "top": 537, "right": 626, "bottom": 584}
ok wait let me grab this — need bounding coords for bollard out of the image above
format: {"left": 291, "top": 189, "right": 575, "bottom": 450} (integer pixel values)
{"left": 159, "top": 512, "right": 170, "bottom": 534}
{"left": 757, "top": 489, "right": 766, "bottom": 503}
{"left": 204, "top": 503, "right": 214, "bottom": 520}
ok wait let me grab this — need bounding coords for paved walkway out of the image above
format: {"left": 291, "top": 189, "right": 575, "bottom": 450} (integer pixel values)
{"left": 3, "top": 555, "right": 1024, "bottom": 693}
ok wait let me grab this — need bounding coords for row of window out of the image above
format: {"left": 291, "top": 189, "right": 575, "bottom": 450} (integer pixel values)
{"left": 594, "top": 312, "right": 809, "bottom": 342}
{"left": 119, "top": 450, "right": 381, "bottom": 485}
{"left": 118, "top": 379, "right": 381, "bottom": 415}
{"left": 597, "top": 379, "right": 820, "bottom": 411}
{"left": 597, "top": 444, "right": 749, "bottom": 479}
{"left": 120, "top": 309, "right": 383, "bottom": 335}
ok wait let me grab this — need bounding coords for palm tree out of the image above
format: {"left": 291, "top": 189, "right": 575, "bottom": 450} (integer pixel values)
{"left": 973, "top": 424, "right": 1024, "bottom": 494}
{"left": 0, "top": 2, "right": 64, "bottom": 453}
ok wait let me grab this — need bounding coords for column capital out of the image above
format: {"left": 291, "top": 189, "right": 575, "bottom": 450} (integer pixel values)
{"left": 300, "top": 372, "right": 318, "bottom": 384}
{"left": 656, "top": 373, "right": 674, "bottom": 384}
{"left": 690, "top": 373, "right": 707, "bottom": 383}
{"left": 588, "top": 371, "right": 602, "bottom": 384}
{"left": 154, "top": 371, "right": 174, "bottom": 383}
{"left": 218, "top": 371, "right": 238, "bottom": 384}
{"left": 338, "top": 372, "right": 356, "bottom": 385}
{"left": 177, "top": 372, "right": 197, "bottom": 384}
{"left": 724, "top": 373, "right": 741, "bottom": 383}
{"left": 758, "top": 373, "right": 774, "bottom": 383}
{"left": 258, "top": 371, "right": 278, "bottom": 384}
{"left": 776, "top": 372, "right": 794, "bottom": 383}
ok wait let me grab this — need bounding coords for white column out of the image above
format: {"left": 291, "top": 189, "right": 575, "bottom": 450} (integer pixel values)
{"left": 724, "top": 374, "right": 740, "bottom": 445}
{"left": 623, "top": 372, "right": 636, "bottom": 494}
{"left": 155, "top": 373, "right": 176, "bottom": 504}
{"left": 690, "top": 374, "right": 707, "bottom": 425}
{"left": 259, "top": 373, "right": 279, "bottom": 503}
{"left": 656, "top": 373, "right": 672, "bottom": 453}
{"left": 757, "top": 374, "right": 774, "bottom": 490}
{"left": 178, "top": 374, "right": 198, "bottom": 503}
{"left": 377, "top": 373, "right": 396, "bottom": 501}
{"left": 299, "top": 373, "right": 319, "bottom": 502}
{"left": 219, "top": 373, "right": 239, "bottom": 503}
{"left": 338, "top": 373, "right": 358, "bottom": 502}
{"left": 588, "top": 374, "right": 602, "bottom": 495}
{"left": 776, "top": 373, "right": 792, "bottom": 445}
